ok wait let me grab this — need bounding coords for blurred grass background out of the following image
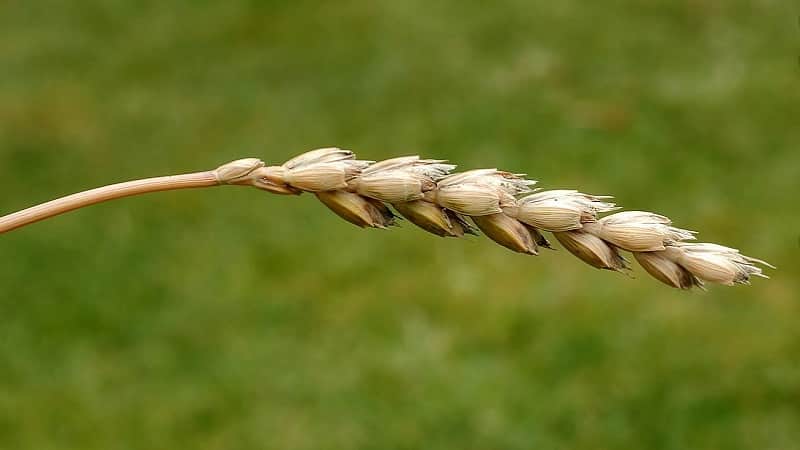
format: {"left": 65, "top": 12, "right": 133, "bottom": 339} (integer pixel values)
{"left": 1, "top": 1, "right": 799, "bottom": 449}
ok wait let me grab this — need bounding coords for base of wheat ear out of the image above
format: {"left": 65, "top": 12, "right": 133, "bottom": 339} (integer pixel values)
{"left": 0, "top": 148, "right": 774, "bottom": 289}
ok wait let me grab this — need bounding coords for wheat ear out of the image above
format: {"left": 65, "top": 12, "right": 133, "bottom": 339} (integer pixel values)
{"left": 0, "top": 148, "right": 773, "bottom": 288}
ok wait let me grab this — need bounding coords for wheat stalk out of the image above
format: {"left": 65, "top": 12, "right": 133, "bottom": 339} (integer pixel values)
{"left": 0, "top": 148, "right": 774, "bottom": 288}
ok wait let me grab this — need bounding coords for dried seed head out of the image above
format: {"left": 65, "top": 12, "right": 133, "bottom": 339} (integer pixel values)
{"left": 207, "top": 149, "right": 772, "bottom": 290}
{"left": 514, "top": 190, "right": 618, "bottom": 232}
{"left": 315, "top": 190, "right": 396, "bottom": 229}
{"left": 393, "top": 200, "right": 470, "bottom": 237}
{"left": 633, "top": 251, "right": 703, "bottom": 289}
{"left": 553, "top": 230, "right": 629, "bottom": 272}
{"left": 279, "top": 148, "right": 371, "bottom": 192}
{"left": 434, "top": 169, "right": 536, "bottom": 216}
{"left": 214, "top": 158, "right": 266, "bottom": 184}
{"left": 663, "top": 243, "right": 774, "bottom": 286}
{"left": 471, "top": 213, "right": 540, "bottom": 255}
{"left": 583, "top": 211, "right": 696, "bottom": 252}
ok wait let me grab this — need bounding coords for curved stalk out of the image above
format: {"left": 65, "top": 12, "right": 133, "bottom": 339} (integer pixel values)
{"left": 0, "top": 157, "right": 288, "bottom": 235}
{"left": 0, "top": 172, "right": 220, "bottom": 234}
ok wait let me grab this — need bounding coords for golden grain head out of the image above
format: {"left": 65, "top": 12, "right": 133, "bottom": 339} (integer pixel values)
{"left": 240, "top": 154, "right": 773, "bottom": 288}
{"left": 553, "top": 230, "right": 629, "bottom": 272}
{"left": 315, "top": 190, "right": 396, "bottom": 229}
{"left": 633, "top": 251, "right": 703, "bottom": 289}
{"left": 471, "top": 213, "right": 540, "bottom": 255}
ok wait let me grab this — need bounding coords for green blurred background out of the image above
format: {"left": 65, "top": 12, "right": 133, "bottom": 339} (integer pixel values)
{"left": 1, "top": 1, "right": 798, "bottom": 449}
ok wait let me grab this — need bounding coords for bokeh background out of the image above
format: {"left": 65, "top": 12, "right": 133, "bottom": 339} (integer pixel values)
{"left": 1, "top": 1, "right": 798, "bottom": 449}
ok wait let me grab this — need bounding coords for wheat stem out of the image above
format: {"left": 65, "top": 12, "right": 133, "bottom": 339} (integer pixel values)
{"left": 0, "top": 171, "right": 219, "bottom": 234}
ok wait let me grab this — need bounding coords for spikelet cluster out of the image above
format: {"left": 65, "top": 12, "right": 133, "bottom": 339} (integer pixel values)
{"left": 258, "top": 148, "right": 773, "bottom": 289}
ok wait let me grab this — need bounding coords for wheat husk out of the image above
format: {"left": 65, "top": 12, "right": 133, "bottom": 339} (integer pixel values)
{"left": 633, "top": 251, "right": 703, "bottom": 289}
{"left": 471, "top": 213, "right": 539, "bottom": 255}
{"left": 315, "top": 190, "right": 396, "bottom": 229}
{"left": 515, "top": 190, "right": 617, "bottom": 232}
{"left": 394, "top": 200, "right": 464, "bottom": 237}
{"left": 553, "top": 230, "right": 628, "bottom": 272}
{"left": 584, "top": 211, "right": 696, "bottom": 252}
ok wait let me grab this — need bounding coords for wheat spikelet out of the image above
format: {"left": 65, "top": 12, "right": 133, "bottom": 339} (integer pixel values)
{"left": 0, "top": 147, "right": 774, "bottom": 289}
{"left": 513, "top": 190, "right": 619, "bottom": 232}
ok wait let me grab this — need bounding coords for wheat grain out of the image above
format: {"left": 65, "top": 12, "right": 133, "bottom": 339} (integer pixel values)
{"left": 0, "top": 148, "right": 773, "bottom": 289}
